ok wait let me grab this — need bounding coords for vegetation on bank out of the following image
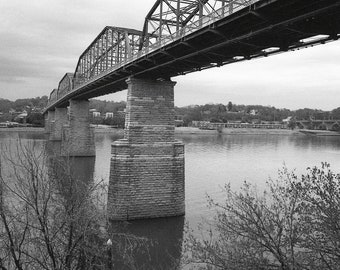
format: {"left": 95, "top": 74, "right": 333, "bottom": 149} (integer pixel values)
{"left": 176, "top": 103, "right": 340, "bottom": 127}
{"left": 185, "top": 163, "right": 340, "bottom": 270}
{"left": 0, "top": 97, "right": 48, "bottom": 127}
{"left": 1, "top": 97, "right": 340, "bottom": 129}
{"left": 0, "top": 142, "right": 151, "bottom": 270}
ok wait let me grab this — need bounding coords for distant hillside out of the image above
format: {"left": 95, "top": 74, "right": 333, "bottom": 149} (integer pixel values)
{"left": 175, "top": 103, "right": 340, "bottom": 126}
{"left": 0, "top": 97, "right": 127, "bottom": 114}
{"left": 0, "top": 96, "right": 48, "bottom": 113}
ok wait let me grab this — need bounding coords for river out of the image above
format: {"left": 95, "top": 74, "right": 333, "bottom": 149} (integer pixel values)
{"left": 1, "top": 129, "right": 340, "bottom": 268}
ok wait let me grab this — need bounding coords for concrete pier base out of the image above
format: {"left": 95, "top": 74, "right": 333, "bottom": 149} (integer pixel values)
{"left": 107, "top": 78, "right": 185, "bottom": 220}
{"left": 61, "top": 99, "right": 95, "bottom": 156}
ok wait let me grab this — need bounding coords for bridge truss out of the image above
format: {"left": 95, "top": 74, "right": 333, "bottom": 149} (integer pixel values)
{"left": 73, "top": 27, "right": 145, "bottom": 86}
{"left": 74, "top": 1, "right": 255, "bottom": 86}
{"left": 141, "top": 0, "right": 254, "bottom": 47}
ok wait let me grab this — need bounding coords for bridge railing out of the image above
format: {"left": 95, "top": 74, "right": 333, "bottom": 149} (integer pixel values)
{"left": 72, "top": 0, "right": 259, "bottom": 91}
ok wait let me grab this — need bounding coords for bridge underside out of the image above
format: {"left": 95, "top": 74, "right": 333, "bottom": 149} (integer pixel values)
{"left": 46, "top": 0, "right": 340, "bottom": 110}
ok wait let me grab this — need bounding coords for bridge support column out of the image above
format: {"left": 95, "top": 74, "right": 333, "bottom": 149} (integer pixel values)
{"left": 45, "top": 110, "right": 55, "bottom": 134}
{"left": 50, "top": 107, "right": 68, "bottom": 141}
{"left": 107, "top": 78, "right": 185, "bottom": 220}
{"left": 44, "top": 114, "right": 49, "bottom": 133}
{"left": 62, "top": 99, "right": 95, "bottom": 156}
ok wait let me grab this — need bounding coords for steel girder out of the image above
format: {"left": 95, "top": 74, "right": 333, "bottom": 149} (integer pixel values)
{"left": 73, "top": 26, "right": 144, "bottom": 87}
{"left": 140, "top": 0, "right": 255, "bottom": 48}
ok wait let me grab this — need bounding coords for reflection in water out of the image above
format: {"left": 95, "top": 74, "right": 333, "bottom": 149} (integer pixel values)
{"left": 67, "top": 156, "right": 96, "bottom": 185}
{"left": 45, "top": 139, "right": 62, "bottom": 156}
{"left": 45, "top": 139, "right": 96, "bottom": 186}
{"left": 94, "top": 132, "right": 124, "bottom": 182}
{"left": 289, "top": 134, "right": 340, "bottom": 150}
{"left": 109, "top": 216, "right": 184, "bottom": 270}
{"left": 45, "top": 140, "right": 96, "bottom": 217}
{"left": 45, "top": 142, "right": 96, "bottom": 193}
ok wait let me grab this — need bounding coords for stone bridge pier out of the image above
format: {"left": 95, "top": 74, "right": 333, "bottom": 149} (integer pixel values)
{"left": 61, "top": 99, "right": 95, "bottom": 156}
{"left": 50, "top": 107, "right": 68, "bottom": 141}
{"left": 107, "top": 78, "right": 185, "bottom": 220}
{"left": 45, "top": 100, "right": 95, "bottom": 157}
{"left": 45, "top": 110, "right": 55, "bottom": 134}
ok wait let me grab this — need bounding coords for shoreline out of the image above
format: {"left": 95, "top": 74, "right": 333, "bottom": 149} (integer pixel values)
{"left": 0, "top": 127, "right": 45, "bottom": 132}
{"left": 1, "top": 126, "right": 338, "bottom": 136}
{"left": 175, "top": 127, "right": 301, "bottom": 135}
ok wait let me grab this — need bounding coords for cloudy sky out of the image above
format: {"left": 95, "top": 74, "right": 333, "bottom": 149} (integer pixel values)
{"left": 0, "top": 0, "right": 339, "bottom": 110}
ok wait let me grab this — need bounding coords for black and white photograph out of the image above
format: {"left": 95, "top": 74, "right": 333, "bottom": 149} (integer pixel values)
{"left": 1, "top": 0, "right": 340, "bottom": 269}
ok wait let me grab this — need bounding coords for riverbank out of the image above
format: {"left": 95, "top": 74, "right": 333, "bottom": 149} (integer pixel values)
{"left": 92, "top": 126, "right": 124, "bottom": 134}
{"left": 2, "top": 126, "right": 338, "bottom": 136}
{"left": 175, "top": 127, "right": 301, "bottom": 135}
{"left": 299, "top": 129, "right": 340, "bottom": 136}
{"left": 0, "top": 127, "right": 45, "bottom": 132}
{"left": 0, "top": 126, "right": 123, "bottom": 134}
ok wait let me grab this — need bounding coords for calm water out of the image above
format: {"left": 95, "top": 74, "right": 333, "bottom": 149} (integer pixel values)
{"left": 1, "top": 130, "right": 340, "bottom": 268}
{"left": 91, "top": 131, "right": 340, "bottom": 224}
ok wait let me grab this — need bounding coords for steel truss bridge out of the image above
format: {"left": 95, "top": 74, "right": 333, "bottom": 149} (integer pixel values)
{"left": 46, "top": 0, "right": 340, "bottom": 110}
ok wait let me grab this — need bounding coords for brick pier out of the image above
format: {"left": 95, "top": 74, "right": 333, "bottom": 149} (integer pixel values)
{"left": 61, "top": 99, "right": 95, "bottom": 156}
{"left": 50, "top": 107, "right": 68, "bottom": 141}
{"left": 107, "top": 78, "right": 185, "bottom": 220}
{"left": 45, "top": 110, "right": 55, "bottom": 134}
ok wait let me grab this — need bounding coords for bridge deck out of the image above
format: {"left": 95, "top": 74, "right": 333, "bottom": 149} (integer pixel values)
{"left": 46, "top": 0, "right": 340, "bottom": 111}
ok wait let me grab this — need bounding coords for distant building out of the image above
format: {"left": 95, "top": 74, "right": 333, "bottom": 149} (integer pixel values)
{"left": 17, "top": 110, "right": 28, "bottom": 119}
{"left": 0, "top": 121, "right": 19, "bottom": 128}
{"left": 105, "top": 112, "right": 114, "bottom": 119}
{"left": 282, "top": 116, "right": 292, "bottom": 123}
{"left": 89, "top": 109, "right": 101, "bottom": 118}
{"left": 249, "top": 109, "right": 258, "bottom": 116}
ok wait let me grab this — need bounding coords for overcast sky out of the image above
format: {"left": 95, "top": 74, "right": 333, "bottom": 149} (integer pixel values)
{"left": 0, "top": 0, "right": 339, "bottom": 110}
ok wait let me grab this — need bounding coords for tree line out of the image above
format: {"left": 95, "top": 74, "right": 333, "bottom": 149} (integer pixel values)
{"left": 175, "top": 102, "right": 340, "bottom": 126}
{"left": 1, "top": 97, "right": 340, "bottom": 128}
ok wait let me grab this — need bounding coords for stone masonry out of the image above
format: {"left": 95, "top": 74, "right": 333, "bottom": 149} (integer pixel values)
{"left": 50, "top": 107, "right": 68, "bottom": 141}
{"left": 62, "top": 99, "right": 95, "bottom": 156}
{"left": 45, "top": 110, "right": 55, "bottom": 134}
{"left": 107, "top": 78, "right": 185, "bottom": 220}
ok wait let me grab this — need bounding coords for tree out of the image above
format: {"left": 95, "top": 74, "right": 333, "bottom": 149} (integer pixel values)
{"left": 292, "top": 163, "right": 340, "bottom": 269}
{"left": 0, "top": 141, "right": 147, "bottom": 270}
{"left": 26, "top": 112, "right": 45, "bottom": 126}
{"left": 103, "top": 113, "right": 125, "bottom": 128}
{"left": 331, "top": 107, "right": 340, "bottom": 119}
{"left": 185, "top": 164, "right": 340, "bottom": 270}
{"left": 0, "top": 99, "right": 12, "bottom": 113}
{"left": 0, "top": 141, "right": 108, "bottom": 270}
{"left": 287, "top": 118, "right": 297, "bottom": 130}
{"left": 227, "top": 102, "right": 233, "bottom": 112}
